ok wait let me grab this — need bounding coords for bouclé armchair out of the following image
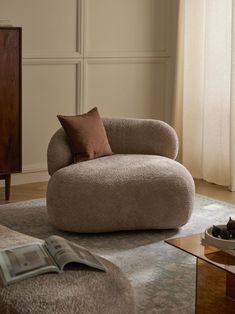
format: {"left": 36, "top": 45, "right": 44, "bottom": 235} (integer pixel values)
{"left": 47, "top": 118, "right": 195, "bottom": 233}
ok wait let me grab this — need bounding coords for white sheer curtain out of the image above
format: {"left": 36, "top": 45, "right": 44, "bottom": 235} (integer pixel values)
{"left": 179, "top": 0, "right": 235, "bottom": 189}
{"left": 230, "top": 1, "right": 235, "bottom": 190}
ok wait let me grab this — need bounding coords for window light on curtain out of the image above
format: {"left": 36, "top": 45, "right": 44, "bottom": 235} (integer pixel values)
{"left": 174, "top": 0, "right": 235, "bottom": 190}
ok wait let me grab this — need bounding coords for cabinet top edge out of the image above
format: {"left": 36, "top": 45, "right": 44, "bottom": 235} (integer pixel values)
{"left": 0, "top": 27, "right": 22, "bottom": 29}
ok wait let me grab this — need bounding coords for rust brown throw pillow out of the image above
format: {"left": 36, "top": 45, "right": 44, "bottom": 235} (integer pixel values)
{"left": 57, "top": 107, "right": 113, "bottom": 162}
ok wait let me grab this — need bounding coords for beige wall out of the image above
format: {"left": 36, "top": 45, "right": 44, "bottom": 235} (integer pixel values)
{"left": 1, "top": 0, "right": 179, "bottom": 185}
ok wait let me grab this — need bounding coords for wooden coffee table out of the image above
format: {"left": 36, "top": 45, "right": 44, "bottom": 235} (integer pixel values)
{"left": 166, "top": 234, "right": 235, "bottom": 314}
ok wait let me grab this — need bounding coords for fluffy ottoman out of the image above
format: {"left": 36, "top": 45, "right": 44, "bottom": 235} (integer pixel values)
{"left": 47, "top": 118, "right": 195, "bottom": 233}
{"left": 0, "top": 225, "right": 136, "bottom": 314}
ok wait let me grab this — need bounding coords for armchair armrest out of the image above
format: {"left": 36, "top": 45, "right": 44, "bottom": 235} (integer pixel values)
{"left": 103, "top": 118, "right": 178, "bottom": 159}
{"left": 47, "top": 128, "right": 73, "bottom": 176}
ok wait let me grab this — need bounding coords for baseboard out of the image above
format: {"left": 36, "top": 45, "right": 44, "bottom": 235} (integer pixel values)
{"left": 11, "top": 171, "right": 49, "bottom": 186}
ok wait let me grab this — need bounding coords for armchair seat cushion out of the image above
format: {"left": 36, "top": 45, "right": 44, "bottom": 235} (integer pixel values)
{"left": 47, "top": 154, "right": 194, "bottom": 233}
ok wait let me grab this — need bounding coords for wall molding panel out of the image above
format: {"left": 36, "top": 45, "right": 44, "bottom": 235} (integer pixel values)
{"left": 22, "top": 62, "right": 82, "bottom": 177}
{"left": 23, "top": 58, "right": 82, "bottom": 65}
{"left": 2, "top": 0, "right": 83, "bottom": 58}
{"left": 83, "top": 57, "right": 171, "bottom": 121}
{"left": 84, "top": 0, "right": 174, "bottom": 58}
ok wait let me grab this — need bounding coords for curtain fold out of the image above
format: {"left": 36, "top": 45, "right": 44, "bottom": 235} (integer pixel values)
{"left": 174, "top": 0, "right": 233, "bottom": 188}
{"left": 171, "top": 0, "right": 185, "bottom": 162}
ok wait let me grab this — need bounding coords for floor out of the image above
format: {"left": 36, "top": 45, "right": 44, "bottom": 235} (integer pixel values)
{"left": 194, "top": 179, "right": 235, "bottom": 204}
{"left": 0, "top": 181, "right": 48, "bottom": 205}
{"left": 0, "top": 179, "right": 235, "bottom": 205}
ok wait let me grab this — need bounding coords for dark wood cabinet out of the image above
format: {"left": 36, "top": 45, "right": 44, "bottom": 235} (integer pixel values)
{"left": 0, "top": 27, "right": 22, "bottom": 200}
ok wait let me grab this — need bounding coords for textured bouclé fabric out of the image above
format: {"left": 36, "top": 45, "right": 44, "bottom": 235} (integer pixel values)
{"left": 0, "top": 225, "right": 136, "bottom": 314}
{"left": 47, "top": 154, "right": 194, "bottom": 232}
{"left": 47, "top": 118, "right": 178, "bottom": 176}
{"left": 47, "top": 118, "right": 194, "bottom": 233}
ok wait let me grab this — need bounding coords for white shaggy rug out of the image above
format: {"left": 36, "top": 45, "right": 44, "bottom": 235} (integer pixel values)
{"left": 0, "top": 194, "right": 234, "bottom": 313}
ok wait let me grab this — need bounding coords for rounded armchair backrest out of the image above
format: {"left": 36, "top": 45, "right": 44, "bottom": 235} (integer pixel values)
{"left": 47, "top": 117, "right": 178, "bottom": 176}
{"left": 103, "top": 118, "right": 178, "bottom": 156}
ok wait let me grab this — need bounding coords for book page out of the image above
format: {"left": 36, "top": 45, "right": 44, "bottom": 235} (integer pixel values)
{"left": 46, "top": 236, "right": 106, "bottom": 271}
{"left": 0, "top": 243, "right": 58, "bottom": 285}
{"left": 45, "top": 236, "right": 78, "bottom": 269}
{"left": 68, "top": 242, "right": 106, "bottom": 271}
{"left": 4, "top": 244, "right": 53, "bottom": 276}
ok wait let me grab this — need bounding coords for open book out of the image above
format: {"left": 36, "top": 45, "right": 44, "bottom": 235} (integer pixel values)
{"left": 0, "top": 235, "right": 106, "bottom": 286}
